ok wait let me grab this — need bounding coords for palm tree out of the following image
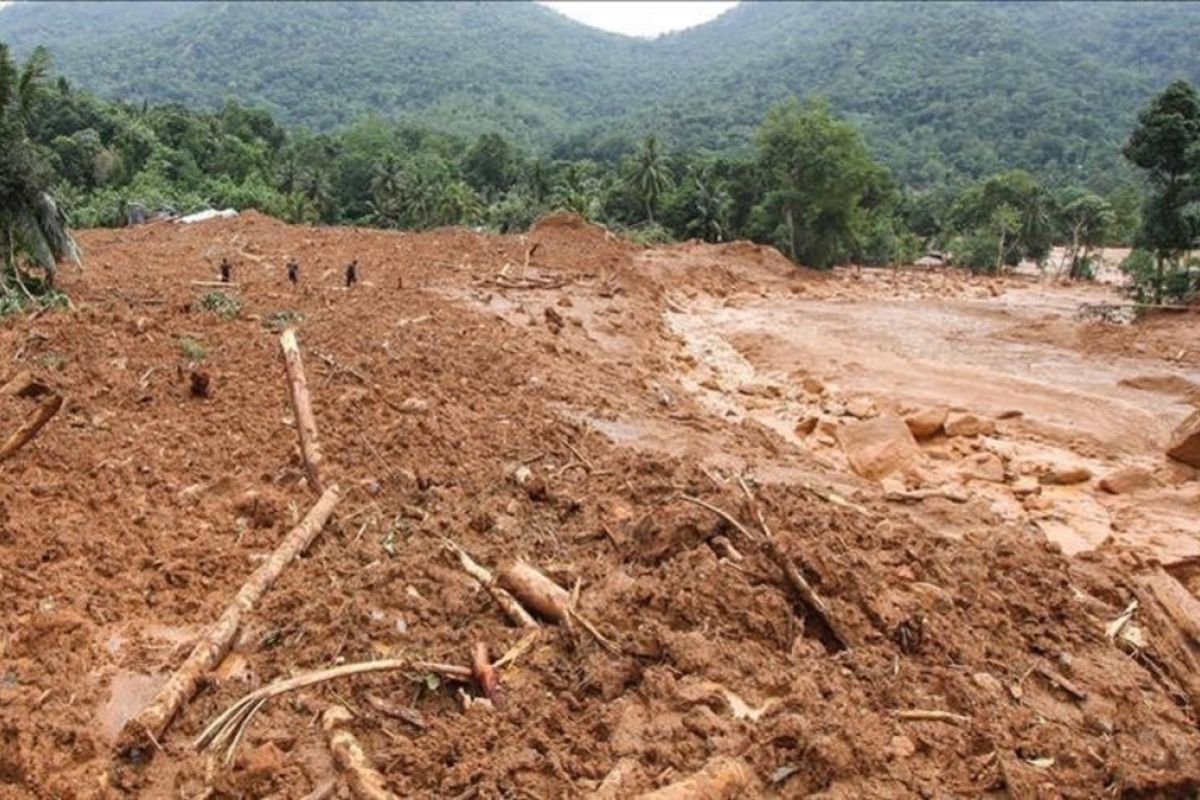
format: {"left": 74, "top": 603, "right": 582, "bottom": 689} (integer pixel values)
{"left": 630, "top": 135, "right": 672, "bottom": 224}
{"left": 0, "top": 44, "right": 81, "bottom": 296}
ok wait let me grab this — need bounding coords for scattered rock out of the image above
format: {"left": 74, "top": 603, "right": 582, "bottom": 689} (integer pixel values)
{"left": 845, "top": 396, "right": 877, "bottom": 419}
{"left": 972, "top": 672, "right": 1004, "bottom": 695}
{"left": 801, "top": 376, "right": 825, "bottom": 396}
{"left": 188, "top": 369, "right": 211, "bottom": 398}
{"left": 836, "top": 416, "right": 923, "bottom": 480}
{"left": 943, "top": 412, "right": 996, "bottom": 437}
{"left": 904, "top": 407, "right": 948, "bottom": 441}
{"left": 1098, "top": 466, "right": 1156, "bottom": 495}
{"left": 1010, "top": 476, "right": 1040, "bottom": 496}
{"left": 997, "top": 409, "right": 1024, "bottom": 420}
{"left": 960, "top": 452, "right": 1004, "bottom": 482}
{"left": 241, "top": 741, "right": 284, "bottom": 782}
{"left": 795, "top": 416, "right": 818, "bottom": 436}
{"left": 885, "top": 735, "right": 916, "bottom": 760}
{"left": 399, "top": 396, "right": 430, "bottom": 414}
{"left": 1166, "top": 409, "right": 1200, "bottom": 468}
{"left": 544, "top": 306, "right": 564, "bottom": 333}
{"left": 1040, "top": 465, "right": 1093, "bottom": 486}
{"left": 699, "top": 377, "right": 721, "bottom": 391}
{"left": 737, "top": 382, "right": 782, "bottom": 398}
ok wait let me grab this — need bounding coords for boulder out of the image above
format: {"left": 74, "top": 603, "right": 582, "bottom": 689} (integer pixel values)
{"left": 960, "top": 452, "right": 1004, "bottom": 482}
{"left": 1098, "top": 466, "right": 1156, "bottom": 495}
{"left": 837, "top": 416, "right": 923, "bottom": 481}
{"left": 905, "top": 407, "right": 948, "bottom": 441}
{"left": 944, "top": 411, "right": 996, "bottom": 437}
{"left": 1040, "top": 465, "right": 1093, "bottom": 486}
{"left": 1167, "top": 409, "right": 1200, "bottom": 468}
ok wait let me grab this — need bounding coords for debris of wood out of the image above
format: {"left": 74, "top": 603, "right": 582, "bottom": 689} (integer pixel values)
{"left": 118, "top": 484, "right": 342, "bottom": 759}
{"left": 0, "top": 370, "right": 51, "bottom": 398}
{"left": 635, "top": 755, "right": 756, "bottom": 800}
{"left": 299, "top": 779, "right": 337, "bottom": 800}
{"left": 443, "top": 538, "right": 540, "bottom": 629}
{"left": 190, "top": 280, "right": 241, "bottom": 289}
{"left": 196, "top": 657, "right": 470, "bottom": 763}
{"left": 679, "top": 483, "right": 853, "bottom": 650}
{"left": 497, "top": 560, "right": 572, "bottom": 624}
{"left": 1033, "top": 663, "right": 1088, "bottom": 701}
{"left": 1139, "top": 567, "right": 1200, "bottom": 647}
{"left": 497, "top": 560, "right": 620, "bottom": 653}
{"left": 281, "top": 328, "right": 326, "bottom": 493}
{"left": 709, "top": 535, "right": 744, "bottom": 562}
{"left": 472, "top": 642, "right": 502, "bottom": 706}
{"left": 322, "top": 706, "right": 398, "bottom": 800}
{"left": 895, "top": 709, "right": 970, "bottom": 725}
{"left": 363, "top": 694, "right": 427, "bottom": 729}
{"left": 0, "top": 393, "right": 63, "bottom": 464}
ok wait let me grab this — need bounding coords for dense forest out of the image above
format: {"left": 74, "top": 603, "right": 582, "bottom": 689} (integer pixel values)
{"left": 1, "top": 3, "right": 1199, "bottom": 313}
{"left": 2, "top": 1, "right": 1199, "bottom": 190}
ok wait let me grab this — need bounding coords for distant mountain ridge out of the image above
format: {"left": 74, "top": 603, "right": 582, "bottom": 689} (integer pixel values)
{"left": 3, "top": 1, "right": 1199, "bottom": 188}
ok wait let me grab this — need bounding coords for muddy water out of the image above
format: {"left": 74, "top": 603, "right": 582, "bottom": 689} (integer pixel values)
{"left": 98, "top": 670, "right": 166, "bottom": 741}
{"left": 671, "top": 290, "right": 1199, "bottom": 455}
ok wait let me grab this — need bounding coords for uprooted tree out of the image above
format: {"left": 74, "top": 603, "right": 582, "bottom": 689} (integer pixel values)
{"left": 0, "top": 44, "right": 81, "bottom": 311}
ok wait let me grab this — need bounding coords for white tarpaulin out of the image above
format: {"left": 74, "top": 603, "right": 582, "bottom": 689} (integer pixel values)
{"left": 176, "top": 208, "right": 238, "bottom": 224}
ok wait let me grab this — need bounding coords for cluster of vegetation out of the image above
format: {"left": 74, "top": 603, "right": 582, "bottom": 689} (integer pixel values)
{"left": 2, "top": 36, "right": 1196, "bottom": 311}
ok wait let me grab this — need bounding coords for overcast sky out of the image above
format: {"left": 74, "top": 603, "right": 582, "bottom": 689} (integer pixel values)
{"left": 0, "top": 1, "right": 742, "bottom": 38}
{"left": 538, "top": 2, "right": 739, "bottom": 37}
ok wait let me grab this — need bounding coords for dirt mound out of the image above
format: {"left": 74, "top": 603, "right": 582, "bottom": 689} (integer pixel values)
{"left": 1, "top": 216, "right": 1199, "bottom": 798}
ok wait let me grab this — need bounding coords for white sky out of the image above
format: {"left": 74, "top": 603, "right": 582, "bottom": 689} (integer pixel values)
{"left": 539, "top": 1, "right": 739, "bottom": 37}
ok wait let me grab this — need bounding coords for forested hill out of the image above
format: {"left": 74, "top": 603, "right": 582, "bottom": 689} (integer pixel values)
{"left": 2, "top": 0, "right": 1198, "bottom": 189}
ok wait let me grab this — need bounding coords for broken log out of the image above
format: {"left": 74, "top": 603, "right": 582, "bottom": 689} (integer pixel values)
{"left": 472, "top": 642, "right": 501, "bottom": 706}
{"left": 635, "top": 755, "right": 756, "bottom": 800}
{"left": 0, "top": 370, "right": 50, "bottom": 398}
{"left": 281, "top": 328, "right": 326, "bottom": 493}
{"left": 322, "top": 706, "right": 398, "bottom": 800}
{"left": 497, "top": 560, "right": 571, "bottom": 624}
{"left": 0, "top": 393, "right": 63, "bottom": 464}
{"left": 444, "top": 539, "right": 539, "bottom": 629}
{"left": 117, "top": 484, "right": 342, "bottom": 759}
{"left": 1139, "top": 567, "right": 1200, "bottom": 648}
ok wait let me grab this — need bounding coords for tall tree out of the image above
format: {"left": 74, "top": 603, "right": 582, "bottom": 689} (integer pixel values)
{"left": 1122, "top": 80, "right": 1200, "bottom": 302}
{"left": 629, "top": 135, "right": 672, "bottom": 224}
{"left": 751, "top": 97, "right": 892, "bottom": 269}
{"left": 0, "top": 44, "right": 80, "bottom": 298}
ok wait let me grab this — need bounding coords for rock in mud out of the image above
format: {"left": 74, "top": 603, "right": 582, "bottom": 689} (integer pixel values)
{"left": 795, "top": 416, "right": 818, "bottom": 436}
{"left": 1166, "top": 409, "right": 1200, "bottom": 468}
{"left": 1098, "top": 466, "right": 1156, "bottom": 495}
{"left": 960, "top": 452, "right": 1004, "bottom": 482}
{"left": 1040, "top": 465, "right": 1093, "bottom": 485}
{"left": 845, "top": 396, "right": 877, "bottom": 419}
{"left": 837, "top": 416, "right": 923, "bottom": 480}
{"left": 943, "top": 411, "right": 996, "bottom": 437}
{"left": 904, "top": 407, "right": 948, "bottom": 441}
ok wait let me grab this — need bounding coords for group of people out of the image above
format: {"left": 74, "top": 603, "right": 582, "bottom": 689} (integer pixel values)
{"left": 217, "top": 257, "right": 359, "bottom": 287}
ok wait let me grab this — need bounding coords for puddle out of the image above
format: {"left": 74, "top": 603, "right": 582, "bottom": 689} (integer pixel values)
{"left": 98, "top": 670, "right": 166, "bottom": 741}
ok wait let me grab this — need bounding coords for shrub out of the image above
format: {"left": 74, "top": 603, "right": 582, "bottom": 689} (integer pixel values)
{"left": 200, "top": 291, "right": 242, "bottom": 320}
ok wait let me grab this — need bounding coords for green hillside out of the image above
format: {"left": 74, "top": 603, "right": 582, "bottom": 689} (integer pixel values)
{"left": 2, "top": 0, "right": 1199, "bottom": 189}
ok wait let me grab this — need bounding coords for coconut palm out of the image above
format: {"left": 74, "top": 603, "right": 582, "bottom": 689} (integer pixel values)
{"left": 629, "top": 135, "right": 672, "bottom": 224}
{"left": 0, "top": 44, "right": 81, "bottom": 296}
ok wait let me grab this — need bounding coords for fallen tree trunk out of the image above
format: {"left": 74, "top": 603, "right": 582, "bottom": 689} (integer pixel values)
{"left": 497, "top": 560, "right": 571, "bottom": 624}
{"left": 444, "top": 539, "right": 539, "bottom": 629}
{"left": 0, "top": 393, "right": 63, "bottom": 464}
{"left": 281, "top": 328, "right": 326, "bottom": 493}
{"left": 635, "top": 756, "right": 755, "bottom": 800}
{"left": 117, "top": 483, "right": 342, "bottom": 759}
{"left": 322, "top": 706, "right": 398, "bottom": 800}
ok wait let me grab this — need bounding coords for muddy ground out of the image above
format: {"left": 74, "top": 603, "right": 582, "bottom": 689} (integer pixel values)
{"left": 1, "top": 212, "right": 1198, "bottom": 798}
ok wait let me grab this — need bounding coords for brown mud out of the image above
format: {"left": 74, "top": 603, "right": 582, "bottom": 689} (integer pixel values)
{"left": 1, "top": 211, "right": 1198, "bottom": 798}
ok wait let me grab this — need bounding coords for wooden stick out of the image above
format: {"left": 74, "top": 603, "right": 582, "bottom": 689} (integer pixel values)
{"left": 635, "top": 755, "right": 755, "bottom": 800}
{"left": 895, "top": 709, "right": 970, "bottom": 725}
{"left": 281, "top": 328, "right": 326, "bottom": 493}
{"left": 117, "top": 484, "right": 342, "bottom": 759}
{"left": 0, "top": 393, "right": 62, "bottom": 464}
{"left": 191, "top": 280, "right": 241, "bottom": 288}
{"left": 472, "top": 642, "right": 502, "bottom": 706}
{"left": 322, "top": 706, "right": 398, "bottom": 800}
{"left": 443, "top": 538, "right": 539, "bottom": 629}
{"left": 196, "top": 657, "right": 468, "bottom": 762}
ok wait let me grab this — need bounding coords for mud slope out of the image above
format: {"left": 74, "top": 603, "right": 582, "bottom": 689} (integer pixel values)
{"left": 1, "top": 212, "right": 1198, "bottom": 798}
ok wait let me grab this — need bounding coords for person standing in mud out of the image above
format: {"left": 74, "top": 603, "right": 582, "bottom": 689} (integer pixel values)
{"left": 345, "top": 259, "right": 358, "bottom": 288}
{"left": 286, "top": 257, "right": 300, "bottom": 287}
{"left": 219, "top": 257, "right": 232, "bottom": 283}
